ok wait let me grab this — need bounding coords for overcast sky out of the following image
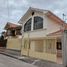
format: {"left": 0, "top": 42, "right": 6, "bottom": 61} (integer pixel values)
{"left": 0, "top": 0, "right": 67, "bottom": 33}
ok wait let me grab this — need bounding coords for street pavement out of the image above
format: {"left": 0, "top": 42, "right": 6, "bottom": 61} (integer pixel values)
{"left": 0, "top": 54, "right": 37, "bottom": 67}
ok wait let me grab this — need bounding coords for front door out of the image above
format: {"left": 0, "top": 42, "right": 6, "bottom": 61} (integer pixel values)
{"left": 57, "top": 41, "right": 62, "bottom": 57}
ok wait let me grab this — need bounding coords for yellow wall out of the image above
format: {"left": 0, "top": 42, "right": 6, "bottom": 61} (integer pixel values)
{"left": 20, "top": 9, "right": 60, "bottom": 62}
{"left": 21, "top": 11, "right": 61, "bottom": 39}
{"left": 29, "top": 50, "right": 56, "bottom": 62}
{"left": 7, "top": 37, "right": 21, "bottom": 50}
{"left": 21, "top": 39, "right": 57, "bottom": 62}
{"left": 22, "top": 49, "right": 56, "bottom": 62}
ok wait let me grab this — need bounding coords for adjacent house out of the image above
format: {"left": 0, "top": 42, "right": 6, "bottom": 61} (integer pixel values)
{"left": 4, "top": 22, "right": 22, "bottom": 51}
{"left": 18, "top": 7, "right": 67, "bottom": 63}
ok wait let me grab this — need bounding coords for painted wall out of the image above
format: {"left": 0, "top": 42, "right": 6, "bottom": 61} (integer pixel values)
{"left": 21, "top": 39, "right": 57, "bottom": 62}
{"left": 7, "top": 38, "right": 21, "bottom": 50}
{"left": 29, "top": 50, "right": 56, "bottom": 62}
{"left": 21, "top": 11, "right": 61, "bottom": 39}
{"left": 20, "top": 10, "right": 60, "bottom": 62}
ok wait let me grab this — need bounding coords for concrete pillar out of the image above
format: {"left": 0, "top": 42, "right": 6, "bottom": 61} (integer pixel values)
{"left": 62, "top": 30, "right": 67, "bottom": 67}
{"left": 43, "top": 40, "right": 46, "bottom": 52}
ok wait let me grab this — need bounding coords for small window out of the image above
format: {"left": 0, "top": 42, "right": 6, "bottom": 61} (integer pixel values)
{"left": 57, "top": 42, "right": 62, "bottom": 50}
{"left": 34, "top": 16, "right": 43, "bottom": 30}
{"left": 24, "top": 18, "right": 32, "bottom": 32}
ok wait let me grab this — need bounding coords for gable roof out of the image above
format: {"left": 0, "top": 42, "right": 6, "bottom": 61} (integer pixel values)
{"left": 18, "top": 7, "right": 48, "bottom": 24}
{"left": 18, "top": 7, "right": 67, "bottom": 29}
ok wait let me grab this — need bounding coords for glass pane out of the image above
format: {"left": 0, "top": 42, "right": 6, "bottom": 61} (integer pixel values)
{"left": 34, "top": 16, "right": 43, "bottom": 30}
{"left": 24, "top": 18, "right": 32, "bottom": 32}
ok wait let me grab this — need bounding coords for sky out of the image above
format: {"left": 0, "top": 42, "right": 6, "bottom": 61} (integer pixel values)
{"left": 0, "top": 0, "right": 67, "bottom": 34}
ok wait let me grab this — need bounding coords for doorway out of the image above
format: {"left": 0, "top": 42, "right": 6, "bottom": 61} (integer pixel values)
{"left": 56, "top": 39, "right": 62, "bottom": 64}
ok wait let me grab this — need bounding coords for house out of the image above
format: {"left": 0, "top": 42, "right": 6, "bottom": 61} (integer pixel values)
{"left": 18, "top": 7, "right": 67, "bottom": 63}
{"left": 4, "top": 22, "right": 22, "bottom": 51}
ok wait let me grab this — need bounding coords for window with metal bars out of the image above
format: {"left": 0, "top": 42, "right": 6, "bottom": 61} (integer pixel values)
{"left": 34, "top": 16, "right": 43, "bottom": 30}
{"left": 24, "top": 18, "right": 32, "bottom": 32}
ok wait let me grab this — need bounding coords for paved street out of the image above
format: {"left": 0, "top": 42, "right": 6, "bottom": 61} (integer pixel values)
{"left": 0, "top": 54, "right": 37, "bottom": 67}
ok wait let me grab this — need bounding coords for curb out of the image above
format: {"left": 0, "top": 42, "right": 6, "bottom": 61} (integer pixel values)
{"left": 0, "top": 52, "right": 34, "bottom": 64}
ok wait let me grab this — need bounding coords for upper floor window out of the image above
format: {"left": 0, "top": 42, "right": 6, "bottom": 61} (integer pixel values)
{"left": 34, "top": 16, "right": 43, "bottom": 30}
{"left": 24, "top": 18, "right": 32, "bottom": 32}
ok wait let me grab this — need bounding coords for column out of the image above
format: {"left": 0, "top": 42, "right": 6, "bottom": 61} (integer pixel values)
{"left": 43, "top": 40, "right": 46, "bottom": 52}
{"left": 62, "top": 30, "right": 67, "bottom": 67}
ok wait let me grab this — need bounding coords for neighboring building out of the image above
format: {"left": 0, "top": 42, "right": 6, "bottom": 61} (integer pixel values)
{"left": 18, "top": 7, "right": 67, "bottom": 63}
{"left": 4, "top": 22, "right": 22, "bottom": 51}
{"left": 4, "top": 22, "right": 22, "bottom": 36}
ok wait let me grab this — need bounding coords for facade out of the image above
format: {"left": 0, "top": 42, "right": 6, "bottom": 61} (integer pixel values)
{"left": 19, "top": 7, "right": 67, "bottom": 63}
{"left": 4, "top": 22, "right": 22, "bottom": 51}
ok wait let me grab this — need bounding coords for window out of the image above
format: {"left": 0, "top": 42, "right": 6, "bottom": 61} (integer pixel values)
{"left": 34, "top": 16, "right": 43, "bottom": 30}
{"left": 11, "top": 30, "right": 16, "bottom": 36}
{"left": 7, "top": 30, "right": 16, "bottom": 36}
{"left": 24, "top": 18, "right": 32, "bottom": 32}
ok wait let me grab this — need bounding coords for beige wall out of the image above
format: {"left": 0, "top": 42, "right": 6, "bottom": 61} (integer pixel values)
{"left": 30, "top": 41, "right": 35, "bottom": 51}
{"left": 30, "top": 39, "right": 56, "bottom": 54}
{"left": 29, "top": 50, "right": 56, "bottom": 62}
{"left": 44, "top": 16, "right": 61, "bottom": 34}
{"left": 20, "top": 10, "right": 60, "bottom": 62}
{"left": 7, "top": 38, "right": 21, "bottom": 50}
{"left": 21, "top": 39, "right": 57, "bottom": 62}
{"left": 35, "top": 40, "right": 44, "bottom": 52}
{"left": 21, "top": 11, "right": 61, "bottom": 39}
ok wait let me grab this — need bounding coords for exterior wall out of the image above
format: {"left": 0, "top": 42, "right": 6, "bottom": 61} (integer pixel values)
{"left": 29, "top": 50, "right": 56, "bottom": 62}
{"left": 22, "top": 11, "right": 61, "bottom": 39}
{"left": 21, "top": 39, "right": 57, "bottom": 62}
{"left": 44, "top": 16, "right": 61, "bottom": 34}
{"left": 7, "top": 37, "right": 21, "bottom": 50}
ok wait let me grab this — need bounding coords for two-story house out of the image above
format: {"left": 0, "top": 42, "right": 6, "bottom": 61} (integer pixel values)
{"left": 19, "top": 7, "right": 67, "bottom": 63}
